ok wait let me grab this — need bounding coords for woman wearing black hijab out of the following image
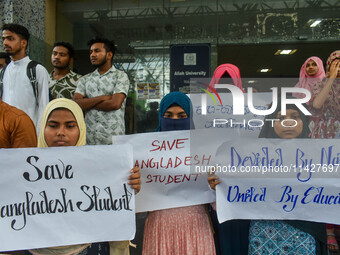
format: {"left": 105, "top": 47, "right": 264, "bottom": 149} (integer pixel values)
{"left": 250, "top": 98, "right": 327, "bottom": 255}
{"left": 209, "top": 98, "right": 327, "bottom": 254}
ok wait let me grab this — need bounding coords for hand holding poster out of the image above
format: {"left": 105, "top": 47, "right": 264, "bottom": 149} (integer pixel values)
{"left": 0, "top": 144, "right": 135, "bottom": 252}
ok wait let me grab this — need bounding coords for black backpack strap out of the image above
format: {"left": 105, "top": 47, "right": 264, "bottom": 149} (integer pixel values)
{"left": 26, "top": 60, "right": 39, "bottom": 106}
{"left": 0, "top": 65, "right": 8, "bottom": 98}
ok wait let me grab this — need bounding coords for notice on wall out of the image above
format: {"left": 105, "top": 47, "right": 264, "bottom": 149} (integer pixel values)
{"left": 137, "top": 83, "right": 160, "bottom": 99}
{"left": 137, "top": 83, "right": 149, "bottom": 99}
{"left": 170, "top": 44, "right": 210, "bottom": 93}
{"left": 148, "top": 83, "right": 160, "bottom": 99}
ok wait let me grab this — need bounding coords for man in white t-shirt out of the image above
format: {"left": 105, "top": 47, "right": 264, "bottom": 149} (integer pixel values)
{"left": 1, "top": 23, "right": 49, "bottom": 132}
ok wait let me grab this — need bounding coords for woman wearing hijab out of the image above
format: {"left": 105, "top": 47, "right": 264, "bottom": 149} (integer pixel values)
{"left": 309, "top": 51, "right": 340, "bottom": 252}
{"left": 252, "top": 98, "right": 327, "bottom": 255}
{"left": 293, "top": 56, "right": 326, "bottom": 98}
{"left": 209, "top": 98, "right": 327, "bottom": 254}
{"left": 207, "top": 63, "right": 248, "bottom": 255}
{"left": 293, "top": 56, "right": 325, "bottom": 100}
{"left": 27, "top": 98, "right": 141, "bottom": 255}
{"left": 142, "top": 92, "right": 215, "bottom": 255}
{"left": 208, "top": 63, "right": 245, "bottom": 92}
{"left": 309, "top": 50, "right": 340, "bottom": 139}
{"left": 258, "top": 99, "right": 311, "bottom": 139}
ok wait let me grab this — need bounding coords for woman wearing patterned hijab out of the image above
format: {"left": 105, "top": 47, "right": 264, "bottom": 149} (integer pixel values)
{"left": 309, "top": 50, "right": 340, "bottom": 252}
{"left": 309, "top": 50, "right": 340, "bottom": 138}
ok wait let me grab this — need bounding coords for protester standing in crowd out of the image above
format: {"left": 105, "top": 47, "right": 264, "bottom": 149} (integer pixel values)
{"left": 142, "top": 91, "right": 216, "bottom": 255}
{"left": 26, "top": 98, "right": 140, "bottom": 255}
{"left": 74, "top": 37, "right": 131, "bottom": 253}
{"left": 308, "top": 50, "right": 340, "bottom": 252}
{"left": 293, "top": 56, "right": 325, "bottom": 100}
{"left": 0, "top": 52, "right": 11, "bottom": 70}
{"left": 74, "top": 36, "right": 129, "bottom": 145}
{"left": 209, "top": 98, "right": 328, "bottom": 254}
{"left": 250, "top": 99, "right": 327, "bottom": 255}
{"left": 0, "top": 98, "right": 37, "bottom": 148}
{"left": 1, "top": 23, "right": 49, "bottom": 131}
{"left": 0, "top": 96, "right": 36, "bottom": 255}
{"left": 49, "top": 41, "right": 81, "bottom": 99}
{"left": 207, "top": 63, "right": 248, "bottom": 255}
{"left": 309, "top": 50, "right": 340, "bottom": 138}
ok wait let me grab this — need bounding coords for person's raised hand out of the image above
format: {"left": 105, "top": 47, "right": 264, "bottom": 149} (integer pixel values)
{"left": 329, "top": 59, "right": 340, "bottom": 79}
{"left": 207, "top": 167, "right": 221, "bottom": 190}
{"left": 128, "top": 166, "right": 141, "bottom": 194}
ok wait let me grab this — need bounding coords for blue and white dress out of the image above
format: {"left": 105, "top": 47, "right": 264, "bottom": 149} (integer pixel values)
{"left": 249, "top": 220, "right": 316, "bottom": 255}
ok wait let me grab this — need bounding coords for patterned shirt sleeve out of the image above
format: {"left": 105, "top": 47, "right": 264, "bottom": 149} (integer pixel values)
{"left": 75, "top": 75, "right": 87, "bottom": 97}
{"left": 115, "top": 71, "right": 130, "bottom": 96}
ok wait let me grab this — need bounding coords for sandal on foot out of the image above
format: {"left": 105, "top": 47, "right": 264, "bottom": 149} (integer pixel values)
{"left": 328, "top": 233, "right": 339, "bottom": 252}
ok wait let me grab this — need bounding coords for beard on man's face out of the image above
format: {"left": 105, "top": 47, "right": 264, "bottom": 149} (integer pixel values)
{"left": 5, "top": 47, "right": 18, "bottom": 56}
{"left": 91, "top": 56, "right": 108, "bottom": 68}
{"left": 52, "top": 62, "right": 70, "bottom": 69}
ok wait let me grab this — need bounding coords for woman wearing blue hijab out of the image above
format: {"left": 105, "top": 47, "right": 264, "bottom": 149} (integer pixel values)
{"left": 142, "top": 92, "right": 215, "bottom": 255}
{"left": 157, "top": 91, "right": 194, "bottom": 131}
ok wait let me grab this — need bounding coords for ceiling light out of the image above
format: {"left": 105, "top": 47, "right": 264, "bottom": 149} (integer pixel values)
{"left": 257, "top": 68, "right": 272, "bottom": 73}
{"left": 274, "top": 49, "right": 298, "bottom": 55}
{"left": 280, "top": 50, "right": 292, "bottom": 55}
{"left": 310, "top": 19, "right": 322, "bottom": 27}
{"left": 247, "top": 80, "right": 257, "bottom": 83}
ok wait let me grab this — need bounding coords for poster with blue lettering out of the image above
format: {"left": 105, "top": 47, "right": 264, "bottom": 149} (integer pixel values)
{"left": 0, "top": 144, "right": 135, "bottom": 252}
{"left": 170, "top": 44, "right": 210, "bottom": 93}
{"left": 214, "top": 138, "right": 340, "bottom": 224}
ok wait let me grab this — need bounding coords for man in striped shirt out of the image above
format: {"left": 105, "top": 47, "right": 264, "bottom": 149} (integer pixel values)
{"left": 49, "top": 41, "right": 81, "bottom": 99}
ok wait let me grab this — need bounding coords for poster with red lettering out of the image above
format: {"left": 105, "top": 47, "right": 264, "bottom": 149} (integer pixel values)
{"left": 114, "top": 129, "right": 236, "bottom": 212}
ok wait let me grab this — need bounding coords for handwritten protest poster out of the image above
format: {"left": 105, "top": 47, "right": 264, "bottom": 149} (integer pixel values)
{"left": 113, "top": 130, "right": 232, "bottom": 212}
{"left": 0, "top": 144, "right": 135, "bottom": 252}
{"left": 214, "top": 138, "right": 340, "bottom": 224}
{"left": 189, "top": 92, "right": 273, "bottom": 137}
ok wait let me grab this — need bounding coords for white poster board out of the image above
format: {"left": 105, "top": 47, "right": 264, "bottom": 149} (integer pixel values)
{"left": 0, "top": 144, "right": 135, "bottom": 252}
{"left": 215, "top": 138, "right": 340, "bottom": 224}
{"left": 113, "top": 130, "right": 232, "bottom": 212}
